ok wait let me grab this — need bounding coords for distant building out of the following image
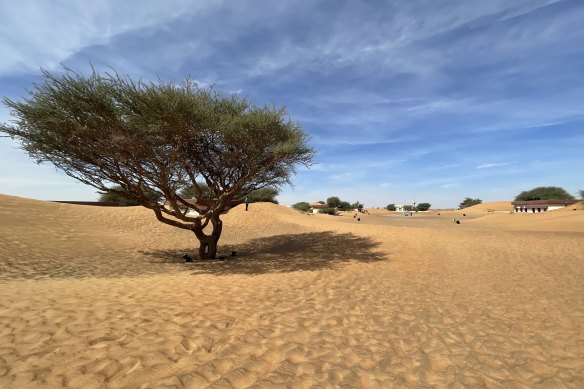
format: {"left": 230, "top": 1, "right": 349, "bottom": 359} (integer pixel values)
{"left": 394, "top": 204, "right": 415, "bottom": 212}
{"left": 512, "top": 199, "right": 579, "bottom": 213}
{"left": 309, "top": 202, "right": 328, "bottom": 214}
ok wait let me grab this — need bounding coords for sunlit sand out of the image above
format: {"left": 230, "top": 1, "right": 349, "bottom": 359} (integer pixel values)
{"left": 1, "top": 194, "right": 583, "bottom": 387}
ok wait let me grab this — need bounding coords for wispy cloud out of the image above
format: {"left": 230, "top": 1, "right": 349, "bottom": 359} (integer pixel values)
{"left": 476, "top": 162, "right": 514, "bottom": 169}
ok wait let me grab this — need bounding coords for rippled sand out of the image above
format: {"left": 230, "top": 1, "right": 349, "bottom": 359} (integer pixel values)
{"left": 1, "top": 194, "right": 583, "bottom": 388}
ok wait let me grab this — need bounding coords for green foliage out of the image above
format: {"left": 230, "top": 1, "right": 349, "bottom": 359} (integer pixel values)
{"left": 0, "top": 67, "right": 314, "bottom": 259}
{"left": 319, "top": 207, "right": 338, "bottom": 215}
{"left": 579, "top": 189, "right": 584, "bottom": 200}
{"left": 292, "top": 202, "right": 311, "bottom": 212}
{"left": 338, "top": 201, "right": 351, "bottom": 211}
{"left": 462, "top": 197, "right": 482, "bottom": 206}
{"left": 515, "top": 186, "right": 575, "bottom": 201}
{"left": 386, "top": 203, "right": 396, "bottom": 211}
{"left": 417, "top": 202, "right": 431, "bottom": 211}
{"left": 351, "top": 201, "right": 364, "bottom": 211}
{"left": 99, "top": 185, "right": 139, "bottom": 206}
{"left": 403, "top": 205, "right": 413, "bottom": 211}
{"left": 326, "top": 196, "right": 341, "bottom": 208}
{"left": 249, "top": 187, "right": 279, "bottom": 204}
{"left": 99, "top": 185, "right": 160, "bottom": 206}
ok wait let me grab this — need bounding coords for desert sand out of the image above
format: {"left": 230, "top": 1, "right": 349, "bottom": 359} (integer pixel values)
{"left": 1, "top": 194, "right": 583, "bottom": 388}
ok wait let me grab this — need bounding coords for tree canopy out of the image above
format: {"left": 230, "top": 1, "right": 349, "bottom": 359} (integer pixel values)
{"left": 249, "top": 187, "right": 279, "bottom": 204}
{"left": 1, "top": 67, "right": 314, "bottom": 259}
{"left": 326, "top": 196, "right": 341, "bottom": 208}
{"left": 461, "top": 197, "right": 482, "bottom": 207}
{"left": 514, "top": 186, "right": 575, "bottom": 201}
{"left": 416, "top": 202, "right": 431, "bottom": 211}
{"left": 386, "top": 204, "right": 396, "bottom": 211}
{"left": 99, "top": 186, "right": 139, "bottom": 206}
{"left": 338, "top": 201, "right": 351, "bottom": 211}
{"left": 292, "top": 202, "right": 311, "bottom": 212}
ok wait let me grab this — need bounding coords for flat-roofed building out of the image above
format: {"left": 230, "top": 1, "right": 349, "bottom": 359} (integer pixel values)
{"left": 511, "top": 199, "right": 579, "bottom": 213}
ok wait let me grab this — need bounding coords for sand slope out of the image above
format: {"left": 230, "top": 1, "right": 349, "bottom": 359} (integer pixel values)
{"left": 1, "top": 195, "right": 584, "bottom": 388}
{"left": 458, "top": 201, "right": 514, "bottom": 213}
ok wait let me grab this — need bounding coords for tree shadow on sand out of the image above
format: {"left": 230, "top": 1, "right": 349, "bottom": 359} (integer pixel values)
{"left": 140, "top": 231, "right": 389, "bottom": 276}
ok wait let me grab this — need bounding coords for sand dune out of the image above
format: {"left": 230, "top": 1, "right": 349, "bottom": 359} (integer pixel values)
{"left": 457, "top": 201, "right": 514, "bottom": 213}
{"left": 1, "top": 194, "right": 584, "bottom": 388}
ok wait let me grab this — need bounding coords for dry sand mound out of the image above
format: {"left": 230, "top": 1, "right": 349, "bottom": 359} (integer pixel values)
{"left": 458, "top": 201, "right": 513, "bottom": 213}
{"left": 1, "top": 194, "right": 584, "bottom": 388}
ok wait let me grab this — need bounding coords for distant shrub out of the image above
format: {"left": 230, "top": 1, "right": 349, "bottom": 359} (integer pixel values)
{"left": 386, "top": 203, "right": 396, "bottom": 211}
{"left": 326, "top": 196, "right": 341, "bottom": 208}
{"left": 515, "top": 186, "right": 574, "bottom": 201}
{"left": 292, "top": 202, "right": 311, "bottom": 212}
{"left": 249, "top": 187, "right": 280, "bottom": 204}
{"left": 338, "top": 201, "right": 351, "bottom": 211}
{"left": 99, "top": 185, "right": 160, "bottom": 206}
{"left": 461, "top": 197, "right": 482, "bottom": 207}
{"left": 319, "top": 207, "right": 338, "bottom": 215}
{"left": 417, "top": 202, "right": 431, "bottom": 211}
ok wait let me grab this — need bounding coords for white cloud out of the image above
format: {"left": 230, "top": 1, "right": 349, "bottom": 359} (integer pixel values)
{"left": 476, "top": 162, "right": 512, "bottom": 169}
{"left": 0, "top": 0, "right": 219, "bottom": 76}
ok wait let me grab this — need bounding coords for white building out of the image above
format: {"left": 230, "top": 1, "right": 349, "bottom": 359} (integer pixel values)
{"left": 512, "top": 199, "right": 579, "bottom": 213}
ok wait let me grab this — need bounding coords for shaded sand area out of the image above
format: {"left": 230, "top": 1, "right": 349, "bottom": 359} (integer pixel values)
{"left": 1, "top": 194, "right": 584, "bottom": 388}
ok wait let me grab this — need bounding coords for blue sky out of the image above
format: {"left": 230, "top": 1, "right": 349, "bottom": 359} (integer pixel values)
{"left": 1, "top": 0, "right": 583, "bottom": 208}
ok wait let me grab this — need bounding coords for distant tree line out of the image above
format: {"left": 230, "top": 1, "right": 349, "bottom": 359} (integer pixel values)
{"left": 385, "top": 202, "right": 431, "bottom": 212}
{"left": 100, "top": 183, "right": 280, "bottom": 206}
{"left": 291, "top": 196, "right": 364, "bottom": 214}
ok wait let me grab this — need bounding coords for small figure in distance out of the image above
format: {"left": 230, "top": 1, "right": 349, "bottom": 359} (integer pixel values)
{"left": 357, "top": 217, "right": 360, "bottom": 221}
{"left": 183, "top": 253, "right": 193, "bottom": 262}
{"left": 245, "top": 194, "right": 249, "bottom": 211}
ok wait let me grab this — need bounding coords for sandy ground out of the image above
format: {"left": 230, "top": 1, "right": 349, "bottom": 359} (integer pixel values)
{"left": 1, "top": 194, "right": 584, "bottom": 388}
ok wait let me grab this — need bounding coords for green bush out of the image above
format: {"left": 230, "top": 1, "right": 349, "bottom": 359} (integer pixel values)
{"left": 417, "top": 202, "right": 431, "bottom": 211}
{"left": 319, "top": 207, "right": 338, "bottom": 215}
{"left": 99, "top": 185, "right": 160, "bottom": 206}
{"left": 326, "top": 196, "right": 341, "bottom": 208}
{"left": 249, "top": 187, "right": 280, "bottom": 203}
{"left": 515, "top": 186, "right": 574, "bottom": 201}
{"left": 386, "top": 203, "right": 396, "bottom": 211}
{"left": 338, "top": 201, "right": 351, "bottom": 211}
{"left": 461, "top": 197, "right": 482, "bottom": 206}
{"left": 292, "top": 202, "right": 311, "bottom": 212}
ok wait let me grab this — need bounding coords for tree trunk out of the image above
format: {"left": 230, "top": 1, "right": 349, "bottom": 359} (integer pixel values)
{"left": 196, "top": 218, "right": 223, "bottom": 260}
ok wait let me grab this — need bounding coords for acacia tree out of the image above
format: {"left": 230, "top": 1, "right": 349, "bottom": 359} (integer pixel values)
{"left": 1, "top": 68, "right": 314, "bottom": 259}
{"left": 461, "top": 197, "right": 482, "bottom": 206}
{"left": 326, "top": 196, "right": 341, "bottom": 208}
{"left": 416, "top": 202, "right": 431, "bottom": 211}
{"left": 515, "top": 186, "right": 574, "bottom": 201}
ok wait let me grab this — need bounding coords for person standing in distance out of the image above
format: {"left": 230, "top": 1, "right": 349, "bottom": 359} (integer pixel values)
{"left": 245, "top": 194, "right": 249, "bottom": 211}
